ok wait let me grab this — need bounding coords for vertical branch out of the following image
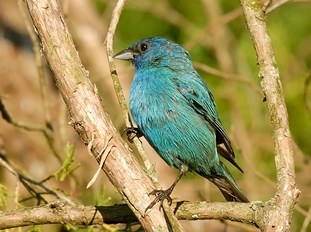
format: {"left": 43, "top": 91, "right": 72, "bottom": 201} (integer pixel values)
{"left": 106, "top": 0, "right": 129, "bottom": 126}
{"left": 239, "top": 0, "right": 300, "bottom": 231}
{"left": 105, "top": 0, "right": 156, "bottom": 179}
{"left": 105, "top": 2, "right": 184, "bottom": 231}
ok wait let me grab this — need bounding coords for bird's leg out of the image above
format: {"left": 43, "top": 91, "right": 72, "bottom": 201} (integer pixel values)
{"left": 122, "top": 126, "right": 143, "bottom": 143}
{"left": 145, "top": 165, "right": 188, "bottom": 212}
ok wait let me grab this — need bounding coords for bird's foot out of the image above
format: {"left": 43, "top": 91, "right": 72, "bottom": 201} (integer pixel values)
{"left": 122, "top": 127, "right": 143, "bottom": 143}
{"left": 145, "top": 187, "right": 174, "bottom": 213}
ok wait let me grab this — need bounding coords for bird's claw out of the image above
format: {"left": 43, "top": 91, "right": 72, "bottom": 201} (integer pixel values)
{"left": 123, "top": 127, "right": 143, "bottom": 143}
{"left": 145, "top": 189, "right": 173, "bottom": 213}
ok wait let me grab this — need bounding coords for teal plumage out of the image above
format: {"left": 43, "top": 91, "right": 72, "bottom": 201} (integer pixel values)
{"left": 114, "top": 36, "right": 248, "bottom": 203}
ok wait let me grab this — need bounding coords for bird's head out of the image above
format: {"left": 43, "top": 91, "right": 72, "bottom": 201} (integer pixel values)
{"left": 113, "top": 36, "right": 190, "bottom": 71}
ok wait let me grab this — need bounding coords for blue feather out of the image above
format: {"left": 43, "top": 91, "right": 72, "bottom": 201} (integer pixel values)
{"left": 114, "top": 36, "right": 249, "bottom": 202}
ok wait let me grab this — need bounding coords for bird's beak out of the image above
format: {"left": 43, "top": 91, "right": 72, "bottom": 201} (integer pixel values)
{"left": 113, "top": 48, "right": 136, "bottom": 61}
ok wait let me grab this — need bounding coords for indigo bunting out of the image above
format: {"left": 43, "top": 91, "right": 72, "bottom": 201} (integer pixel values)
{"left": 114, "top": 37, "right": 249, "bottom": 205}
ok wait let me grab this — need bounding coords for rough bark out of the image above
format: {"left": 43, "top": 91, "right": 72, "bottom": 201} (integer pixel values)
{"left": 24, "top": 0, "right": 176, "bottom": 231}
{"left": 2, "top": 0, "right": 298, "bottom": 231}
{"left": 239, "top": 0, "right": 300, "bottom": 231}
{"left": 0, "top": 200, "right": 257, "bottom": 229}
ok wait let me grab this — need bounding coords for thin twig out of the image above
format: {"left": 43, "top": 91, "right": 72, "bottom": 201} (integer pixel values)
{"left": 300, "top": 203, "right": 311, "bottom": 232}
{"left": 0, "top": 98, "right": 62, "bottom": 163}
{"left": 130, "top": 0, "right": 200, "bottom": 39}
{"left": 105, "top": 2, "right": 184, "bottom": 231}
{"left": 193, "top": 61, "right": 261, "bottom": 94}
{"left": 18, "top": 0, "right": 52, "bottom": 125}
{"left": 105, "top": 0, "right": 158, "bottom": 183}
{"left": 0, "top": 155, "right": 73, "bottom": 205}
{"left": 0, "top": 154, "right": 21, "bottom": 206}
{"left": 266, "top": 0, "right": 291, "bottom": 13}
{"left": 18, "top": 0, "right": 61, "bottom": 164}
{"left": 184, "top": 7, "right": 242, "bottom": 50}
{"left": 105, "top": 0, "right": 129, "bottom": 126}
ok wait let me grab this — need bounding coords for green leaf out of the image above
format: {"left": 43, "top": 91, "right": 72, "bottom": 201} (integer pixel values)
{"left": 54, "top": 142, "right": 80, "bottom": 181}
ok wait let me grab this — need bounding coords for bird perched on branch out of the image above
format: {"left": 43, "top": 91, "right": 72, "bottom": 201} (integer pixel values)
{"left": 114, "top": 36, "right": 249, "bottom": 209}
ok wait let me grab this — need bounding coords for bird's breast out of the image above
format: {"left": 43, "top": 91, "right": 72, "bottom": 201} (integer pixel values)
{"left": 129, "top": 76, "right": 181, "bottom": 130}
{"left": 128, "top": 70, "right": 219, "bottom": 171}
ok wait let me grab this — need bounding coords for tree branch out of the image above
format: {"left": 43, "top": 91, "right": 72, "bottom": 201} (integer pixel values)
{"left": 0, "top": 200, "right": 258, "bottom": 230}
{"left": 13, "top": 0, "right": 300, "bottom": 231}
{"left": 24, "top": 0, "right": 172, "bottom": 231}
{"left": 105, "top": 0, "right": 158, "bottom": 185}
{"left": 239, "top": 0, "right": 300, "bottom": 231}
{"left": 105, "top": 1, "right": 184, "bottom": 230}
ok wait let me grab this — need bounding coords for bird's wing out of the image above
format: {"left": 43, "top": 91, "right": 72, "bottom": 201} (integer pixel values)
{"left": 173, "top": 75, "right": 243, "bottom": 172}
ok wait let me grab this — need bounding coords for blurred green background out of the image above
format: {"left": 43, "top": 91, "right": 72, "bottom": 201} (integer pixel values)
{"left": 0, "top": 0, "right": 310, "bottom": 231}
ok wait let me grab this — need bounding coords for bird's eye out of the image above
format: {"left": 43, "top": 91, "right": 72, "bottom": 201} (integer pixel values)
{"left": 138, "top": 43, "right": 148, "bottom": 52}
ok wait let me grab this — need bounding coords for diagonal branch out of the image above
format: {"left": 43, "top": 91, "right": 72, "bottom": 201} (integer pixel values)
{"left": 23, "top": 0, "right": 172, "bottom": 231}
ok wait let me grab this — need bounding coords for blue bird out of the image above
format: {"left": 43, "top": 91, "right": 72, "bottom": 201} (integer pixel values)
{"left": 114, "top": 37, "right": 249, "bottom": 207}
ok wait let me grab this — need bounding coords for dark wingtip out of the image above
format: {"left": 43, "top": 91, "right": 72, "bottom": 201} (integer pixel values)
{"left": 217, "top": 145, "right": 244, "bottom": 173}
{"left": 212, "top": 176, "right": 250, "bottom": 203}
{"left": 197, "top": 170, "right": 250, "bottom": 203}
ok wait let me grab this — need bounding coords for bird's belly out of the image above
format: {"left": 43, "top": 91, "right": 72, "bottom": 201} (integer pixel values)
{"left": 130, "top": 96, "right": 219, "bottom": 174}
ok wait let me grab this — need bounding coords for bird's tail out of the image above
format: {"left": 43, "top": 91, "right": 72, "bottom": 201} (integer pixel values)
{"left": 210, "top": 176, "right": 249, "bottom": 202}
{"left": 198, "top": 162, "right": 249, "bottom": 203}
